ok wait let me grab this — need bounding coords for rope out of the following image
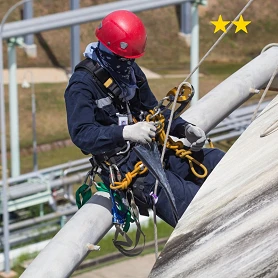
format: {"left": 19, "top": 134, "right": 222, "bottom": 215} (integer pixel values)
{"left": 146, "top": 111, "right": 210, "bottom": 178}
{"left": 151, "top": 0, "right": 257, "bottom": 259}
{"left": 261, "top": 119, "right": 278, "bottom": 137}
{"left": 261, "top": 43, "right": 278, "bottom": 54}
{"left": 250, "top": 43, "right": 278, "bottom": 123}
{"left": 110, "top": 161, "right": 148, "bottom": 190}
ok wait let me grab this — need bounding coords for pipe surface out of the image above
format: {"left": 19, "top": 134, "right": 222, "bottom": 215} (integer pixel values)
{"left": 181, "top": 46, "right": 278, "bottom": 132}
{"left": 21, "top": 191, "right": 112, "bottom": 278}
{"left": 150, "top": 95, "right": 278, "bottom": 277}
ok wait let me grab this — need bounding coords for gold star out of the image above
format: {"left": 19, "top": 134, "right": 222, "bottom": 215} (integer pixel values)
{"left": 210, "top": 15, "right": 230, "bottom": 33}
{"left": 232, "top": 15, "right": 251, "bottom": 33}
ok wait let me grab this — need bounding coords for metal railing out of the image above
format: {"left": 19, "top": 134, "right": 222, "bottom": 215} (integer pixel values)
{"left": 0, "top": 157, "right": 91, "bottom": 213}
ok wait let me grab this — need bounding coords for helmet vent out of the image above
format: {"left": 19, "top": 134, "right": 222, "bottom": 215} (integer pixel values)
{"left": 120, "top": 42, "right": 128, "bottom": 49}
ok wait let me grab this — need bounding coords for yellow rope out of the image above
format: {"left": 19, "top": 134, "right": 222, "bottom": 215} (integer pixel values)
{"left": 110, "top": 161, "right": 148, "bottom": 190}
{"left": 147, "top": 110, "right": 211, "bottom": 179}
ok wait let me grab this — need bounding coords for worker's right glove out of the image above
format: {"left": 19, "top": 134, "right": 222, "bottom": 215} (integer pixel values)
{"left": 184, "top": 124, "right": 206, "bottom": 152}
{"left": 123, "top": 122, "right": 156, "bottom": 144}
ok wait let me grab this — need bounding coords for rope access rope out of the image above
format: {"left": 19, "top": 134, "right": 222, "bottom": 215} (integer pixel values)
{"left": 250, "top": 43, "right": 278, "bottom": 123}
{"left": 152, "top": 0, "right": 257, "bottom": 259}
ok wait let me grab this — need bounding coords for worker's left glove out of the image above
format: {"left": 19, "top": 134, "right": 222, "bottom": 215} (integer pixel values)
{"left": 184, "top": 124, "right": 206, "bottom": 152}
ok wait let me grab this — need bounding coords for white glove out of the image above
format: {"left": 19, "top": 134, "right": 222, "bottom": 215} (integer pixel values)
{"left": 184, "top": 124, "right": 206, "bottom": 152}
{"left": 123, "top": 122, "right": 156, "bottom": 144}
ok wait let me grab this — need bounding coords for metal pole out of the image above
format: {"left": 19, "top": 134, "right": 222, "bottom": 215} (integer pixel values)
{"left": 181, "top": 2, "right": 191, "bottom": 36}
{"left": 8, "top": 39, "right": 20, "bottom": 177}
{"left": 190, "top": 2, "right": 199, "bottom": 105}
{"left": 0, "top": 0, "right": 32, "bottom": 274}
{"left": 70, "top": 0, "right": 80, "bottom": 74}
{"left": 0, "top": 31, "right": 11, "bottom": 277}
{"left": 28, "top": 72, "right": 38, "bottom": 172}
{"left": 23, "top": 0, "right": 33, "bottom": 45}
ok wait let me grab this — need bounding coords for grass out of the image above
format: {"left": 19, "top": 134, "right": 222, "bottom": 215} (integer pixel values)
{"left": 18, "top": 144, "right": 84, "bottom": 174}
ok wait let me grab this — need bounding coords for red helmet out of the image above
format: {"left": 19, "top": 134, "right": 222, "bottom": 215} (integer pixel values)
{"left": 95, "top": 10, "right": 147, "bottom": 59}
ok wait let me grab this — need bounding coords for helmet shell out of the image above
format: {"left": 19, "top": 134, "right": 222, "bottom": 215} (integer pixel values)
{"left": 95, "top": 10, "right": 147, "bottom": 59}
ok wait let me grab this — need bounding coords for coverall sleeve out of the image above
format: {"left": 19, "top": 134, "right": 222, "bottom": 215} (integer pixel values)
{"left": 64, "top": 71, "right": 126, "bottom": 155}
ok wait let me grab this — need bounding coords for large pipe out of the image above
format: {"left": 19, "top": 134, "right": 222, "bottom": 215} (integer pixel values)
{"left": 181, "top": 46, "right": 278, "bottom": 132}
{"left": 20, "top": 191, "right": 112, "bottom": 278}
{"left": 150, "top": 94, "right": 278, "bottom": 278}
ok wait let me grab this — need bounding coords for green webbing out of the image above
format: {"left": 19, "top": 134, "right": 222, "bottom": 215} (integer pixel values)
{"left": 76, "top": 181, "right": 133, "bottom": 232}
{"left": 76, "top": 182, "right": 108, "bottom": 209}
{"left": 96, "top": 182, "right": 133, "bottom": 232}
{"left": 95, "top": 182, "right": 110, "bottom": 193}
{"left": 75, "top": 183, "right": 92, "bottom": 209}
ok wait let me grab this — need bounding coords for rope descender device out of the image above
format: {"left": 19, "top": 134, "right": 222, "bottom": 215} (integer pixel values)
{"left": 156, "top": 81, "right": 195, "bottom": 119}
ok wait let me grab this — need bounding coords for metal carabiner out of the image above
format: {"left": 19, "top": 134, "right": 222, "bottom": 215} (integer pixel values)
{"left": 109, "top": 164, "right": 122, "bottom": 185}
{"left": 116, "top": 141, "right": 130, "bottom": 155}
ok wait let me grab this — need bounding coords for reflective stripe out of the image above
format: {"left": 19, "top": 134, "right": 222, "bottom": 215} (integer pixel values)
{"left": 96, "top": 97, "right": 112, "bottom": 108}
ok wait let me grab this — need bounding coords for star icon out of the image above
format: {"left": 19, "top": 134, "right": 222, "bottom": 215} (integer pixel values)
{"left": 210, "top": 15, "right": 230, "bottom": 33}
{"left": 232, "top": 15, "right": 251, "bottom": 33}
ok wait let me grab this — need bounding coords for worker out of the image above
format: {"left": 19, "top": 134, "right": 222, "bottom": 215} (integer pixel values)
{"left": 64, "top": 10, "right": 225, "bottom": 227}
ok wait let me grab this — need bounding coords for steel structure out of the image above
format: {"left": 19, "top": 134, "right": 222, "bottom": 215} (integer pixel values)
{"left": 2, "top": 0, "right": 195, "bottom": 39}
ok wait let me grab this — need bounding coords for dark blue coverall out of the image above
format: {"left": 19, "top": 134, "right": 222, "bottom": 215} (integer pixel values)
{"left": 65, "top": 60, "right": 225, "bottom": 227}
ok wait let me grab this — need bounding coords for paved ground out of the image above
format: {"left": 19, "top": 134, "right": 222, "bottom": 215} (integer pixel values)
{"left": 74, "top": 253, "right": 156, "bottom": 278}
{"left": 3, "top": 66, "right": 162, "bottom": 85}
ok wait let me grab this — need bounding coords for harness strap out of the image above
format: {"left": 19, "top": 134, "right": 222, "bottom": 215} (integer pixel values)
{"left": 74, "top": 58, "right": 122, "bottom": 100}
{"left": 75, "top": 170, "right": 93, "bottom": 209}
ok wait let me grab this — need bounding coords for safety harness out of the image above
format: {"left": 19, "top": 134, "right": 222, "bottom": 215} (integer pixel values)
{"left": 74, "top": 58, "right": 122, "bottom": 101}
{"left": 75, "top": 59, "right": 146, "bottom": 256}
{"left": 74, "top": 58, "right": 213, "bottom": 257}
